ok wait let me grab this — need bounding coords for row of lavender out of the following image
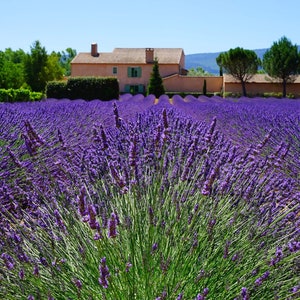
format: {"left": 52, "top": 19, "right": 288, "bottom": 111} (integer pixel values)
{"left": 0, "top": 95, "right": 299, "bottom": 299}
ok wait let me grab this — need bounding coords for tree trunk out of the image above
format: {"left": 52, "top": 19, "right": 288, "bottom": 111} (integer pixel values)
{"left": 241, "top": 80, "right": 247, "bottom": 97}
{"left": 282, "top": 79, "right": 287, "bottom": 98}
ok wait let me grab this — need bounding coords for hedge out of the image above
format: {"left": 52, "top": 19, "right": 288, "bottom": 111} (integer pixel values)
{"left": 0, "top": 89, "right": 43, "bottom": 103}
{"left": 46, "top": 81, "right": 67, "bottom": 99}
{"left": 46, "top": 77, "right": 119, "bottom": 101}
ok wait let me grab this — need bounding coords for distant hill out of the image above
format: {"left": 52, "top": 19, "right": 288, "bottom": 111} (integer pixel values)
{"left": 185, "top": 46, "right": 300, "bottom": 75}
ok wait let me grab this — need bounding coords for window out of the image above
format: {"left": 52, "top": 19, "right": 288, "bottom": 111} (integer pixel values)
{"left": 127, "top": 67, "right": 142, "bottom": 78}
{"left": 112, "top": 67, "right": 118, "bottom": 75}
{"left": 124, "top": 84, "right": 145, "bottom": 94}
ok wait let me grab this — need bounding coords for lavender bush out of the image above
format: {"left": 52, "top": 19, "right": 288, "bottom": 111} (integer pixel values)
{"left": 0, "top": 95, "right": 299, "bottom": 299}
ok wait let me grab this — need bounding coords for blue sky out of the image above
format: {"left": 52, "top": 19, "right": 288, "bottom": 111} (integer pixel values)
{"left": 1, "top": 0, "right": 299, "bottom": 55}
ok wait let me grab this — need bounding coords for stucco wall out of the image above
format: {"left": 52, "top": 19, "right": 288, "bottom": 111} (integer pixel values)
{"left": 224, "top": 82, "right": 300, "bottom": 96}
{"left": 163, "top": 75, "right": 223, "bottom": 93}
{"left": 71, "top": 63, "right": 181, "bottom": 92}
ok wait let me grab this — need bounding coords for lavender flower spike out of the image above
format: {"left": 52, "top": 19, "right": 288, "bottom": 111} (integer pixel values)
{"left": 241, "top": 287, "right": 249, "bottom": 300}
{"left": 108, "top": 212, "right": 118, "bottom": 238}
{"left": 98, "top": 257, "right": 110, "bottom": 289}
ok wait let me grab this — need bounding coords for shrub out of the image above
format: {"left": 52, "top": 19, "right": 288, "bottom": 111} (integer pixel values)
{"left": 30, "top": 91, "right": 43, "bottom": 101}
{"left": 0, "top": 89, "right": 13, "bottom": 102}
{"left": 0, "top": 88, "right": 42, "bottom": 102}
{"left": 66, "top": 77, "right": 119, "bottom": 101}
{"left": 46, "top": 81, "right": 67, "bottom": 99}
{"left": 13, "top": 89, "right": 31, "bottom": 102}
{"left": 263, "top": 92, "right": 283, "bottom": 98}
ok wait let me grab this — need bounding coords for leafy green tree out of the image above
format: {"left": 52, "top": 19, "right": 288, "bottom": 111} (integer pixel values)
{"left": 0, "top": 49, "right": 26, "bottom": 89}
{"left": 147, "top": 58, "right": 165, "bottom": 97}
{"left": 23, "top": 41, "right": 63, "bottom": 92}
{"left": 58, "top": 48, "right": 77, "bottom": 76}
{"left": 216, "top": 47, "right": 260, "bottom": 96}
{"left": 187, "top": 67, "right": 213, "bottom": 76}
{"left": 262, "top": 36, "right": 300, "bottom": 97}
{"left": 24, "top": 41, "right": 49, "bottom": 92}
{"left": 45, "top": 51, "right": 64, "bottom": 81}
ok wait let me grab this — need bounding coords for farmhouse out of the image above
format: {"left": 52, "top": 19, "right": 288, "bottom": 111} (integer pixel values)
{"left": 71, "top": 43, "right": 223, "bottom": 94}
{"left": 71, "top": 44, "right": 186, "bottom": 93}
{"left": 71, "top": 43, "right": 300, "bottom": 96}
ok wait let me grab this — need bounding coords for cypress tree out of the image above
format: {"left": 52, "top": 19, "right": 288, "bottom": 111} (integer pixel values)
{"left": 147, "top": 58, "right": 165, "bottom": 97}
{"left": 202, "top": 79, "right": 207, "bottom": 95}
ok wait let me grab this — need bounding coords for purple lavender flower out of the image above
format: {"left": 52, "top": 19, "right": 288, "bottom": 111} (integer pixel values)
{"left": 232, "top": 253, "right": 239, "bottom": 262}
{"left": 108, "top": 212, "right": 118, "bottom": 238}
{"left": 33, "top": 265, "right": 39, "bottom": 277}
{"left": 201, "top": 162, "right": 221, "bottom": 196}
{"left": 94, "top": 231, "right": 103, "bottom": 240}
{"left": 177, "top": 293, "right": 183, "bottom": 300}
{"left": 152, "top": 242, "right": 158, "bottom": 253}
{"left": 7, "top": 146, "right": 23, "bottom": 168}
{"left": 270, "top": 247, "right": 284, "bottom": 266}
{"left": 223, "top": 240, "right": 231, "bottom": 259}
{"left": 11, "top": 232, "right": 22, "bottom": 243}
{"left": 156, "top": 289, "right": 168, "bottom": 300}
{"left": 113, "top": 102, "right": 122, "bottom": 128}
{"left": 125, "top": 262, "right": 132, "bottom": 272}
{"left": 95, "top": 124, "right": 109, "bottom": 150}
{"left": 1, "top": 253, "right": 15, "bottom": 270}
{"left": 98, "top": 257, "right": 110, "bottom": 289}
{"left": 88, "top": 204, "right": 100, "bottom": 230}
{"left": 108, "top": 161, "right": 126, "bottom": 188}
{"left": 129, "top": 135, "right": 137, "bottom": 168}
{"left": 54, "top": 209, "right": 67, "bottom": 233}
{"left": 288, "top": 240, "right": 300, "bottom": 252}
{"left": 77, "top": 186, "right": 87, "bottom": 217}
{"left": 19, "top": 268, "right": 25, "bottom": 280}
{"left": 203, "top": 288, "right": 209, "bottom": 296}
{"left": 40, "top": 257, "right": 48, "bottom": 266}
{"left": 292, "top": 284, "right": 300, "bottom": 293}
{"left": 73, "top": 278, "right": 82, "bottom": 289}
{"left": 241, "top": 287, "right": 249, "bottom": 300}
{"left": 28, "top": 296, "right": 35, "bottom": 300}
{"left": 204, "top": 116, "right": 217, "bottom": 144}
{"left": 255, "top": 270, "right": 270, "bottom": 286}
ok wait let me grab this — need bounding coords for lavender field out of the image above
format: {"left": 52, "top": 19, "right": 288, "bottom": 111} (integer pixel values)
{"left": 0, "top": 95, "right": 299, "bottom": 299}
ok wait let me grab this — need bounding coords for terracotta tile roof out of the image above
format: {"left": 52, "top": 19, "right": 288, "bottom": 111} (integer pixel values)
{"left": 224, "top": 74, "right": 300, "bottom": 83}
{"left": 71, "top": 48, "right": 184, "bottom": 64}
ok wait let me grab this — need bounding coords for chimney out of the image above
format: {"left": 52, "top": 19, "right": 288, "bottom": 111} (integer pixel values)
{"left": 91, "top": 43, "right": 99, "bottom": 57}
{"left": 145, "top": 48, "right": 154, "bottom": 63}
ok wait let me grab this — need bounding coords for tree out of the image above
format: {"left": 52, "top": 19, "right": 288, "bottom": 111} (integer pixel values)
{"left": 216, "top": 47, "right": 260, "bottom": 96}
{"left": 0, "top": 49, "right": 26, "bottom": 89}
{"left": 45, "top": 51, "right": 64, "bottom": 82}
{"left": 187, "top": 67, "right": 213, "bottom": 76}
{"left": 24, "top": 41, "right": 49, "bottom": 92}
{"left": 202, "top": 79, "right": 207, "bottom": 95}
{"left": 24, "top": 41, "right": 64, "bottom": 92}
{"left": 58, "top": 48, "right": 77, "bottom": 76}
{"left": 262, "top": 36, "right": 300, "bottom": 97}
{"left": 147, "top": 58, "right": 165, "bottom": 97}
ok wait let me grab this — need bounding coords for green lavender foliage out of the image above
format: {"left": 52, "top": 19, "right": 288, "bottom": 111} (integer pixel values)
{"left": 0, "top": 97, "right": 299, "bottom": 299}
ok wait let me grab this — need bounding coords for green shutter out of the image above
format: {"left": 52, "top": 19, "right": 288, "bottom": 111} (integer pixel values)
{"left": 124, "top": 85, "right": 130, "bottom": 93}
{"left": 138, "top": 84, "right": 144, "bottom": 93}
{"left": 127, "top": 67, "right": 132, "bottom": 78}
{"left": 137, "top": 67, "right": 142, "bottom": 77}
